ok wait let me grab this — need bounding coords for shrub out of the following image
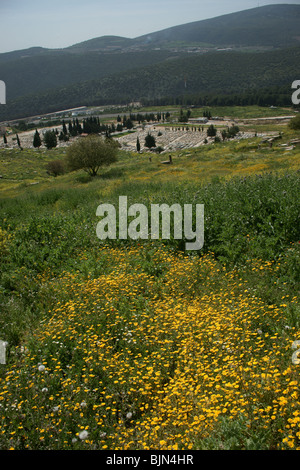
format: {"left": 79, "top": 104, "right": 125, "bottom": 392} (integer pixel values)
{"left": 289, "top": 114, "right": 300, "bottom": 130}
{"left": 46, "top": 159, "right": 65, "bottom": 177}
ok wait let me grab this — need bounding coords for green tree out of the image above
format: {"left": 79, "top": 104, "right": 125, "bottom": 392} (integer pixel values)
{"left": 66, "top": 135, "right": 119, "bottom": 177}
{"left": 136, "top": 137, "right": 141, "bottom": 152}
{"left": 125, "top": 118, "right": 134, "bottom": 130}
{"left": 33, "top": 129, "right": 42, "bottom": 148}
{"left": 145, "top": 132, "right": 156, "bottom": 149}
{"left": 207, "top": 124, "right": 216, "bottom": 137}
{"left": 3, "top": 134, "right": 7, "bottom": 144}
{"left": 62, "top": 120, "right": 68, "bottom": 135}
{"left": 43, "top": 130, "right": 57, "bottom": 149}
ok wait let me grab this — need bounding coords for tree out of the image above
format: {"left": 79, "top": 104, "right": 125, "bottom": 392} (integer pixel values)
{"left": 3, "top": 134, "right": 7, "bottom": 144}
{"left": 33, "top": 129, "right": 42, "bottom": 148}
{"left": 125, "top": 118, "right": 134, "bottom": 130}
{"left": 44, "top": 130, "right": 57, "bottom": 149}
{"left": 136, "top": 137, "right": 141, "bottom": 152}
{"left": 62, "top": 120, "right": 68, "bottom": 135}
{"left": 16, "top": 134, "right": 21, "bottom": 148}
{"left": 66, "top": 135, "right": 119, "bottom": 177}
{"left": 207, "top": 124, "right": 216, "bottom": 137}
{"left": 145, "top": 132, "right": 156, "bottom": 149}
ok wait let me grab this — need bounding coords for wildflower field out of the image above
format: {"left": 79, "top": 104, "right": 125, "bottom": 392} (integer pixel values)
{"left": 0, "top": 112, "right": 299, "bottom": 450}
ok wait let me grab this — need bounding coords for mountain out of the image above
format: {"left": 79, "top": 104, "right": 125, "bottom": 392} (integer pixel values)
{"left": 64, "top": 4, "right": 300, "bottom": 52}
{"left": 0, "top": 4, "right": 299, "bottom": 121}
{"left": 135, "top": 4, "right": 300, "bottom": 49}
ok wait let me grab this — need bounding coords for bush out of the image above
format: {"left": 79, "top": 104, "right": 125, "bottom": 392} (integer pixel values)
{"left": 289, "top": 114, "right": 300, "bottom": 130}
{"left": 46, "top": 159, "right": 65, "bottom": 177}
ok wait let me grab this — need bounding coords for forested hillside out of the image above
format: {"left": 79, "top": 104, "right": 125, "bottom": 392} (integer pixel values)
{"left": 0, "top": 4, "right": 299, "bottom": 121}
{"left": 1, "top": 47, "right": 299, "bottom": 121}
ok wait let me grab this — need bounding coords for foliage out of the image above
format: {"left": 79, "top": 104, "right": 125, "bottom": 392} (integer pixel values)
{"left": 0, "top": 117, "right": 299, "bottom": 450}
{"left": 33, "top": 129, "right": 42, "bottom": 148}
{"left": 221, "top": 125, "right": 240, "bottom": 140}
{"left": 1, "top": 46, "right": 299, "bottom": 121}
{"left": 66, "top": 135, "right": 119, "bottom": 176}
{"left": 178, "top": 108, "right": 191, "bottom": 123}
{"left": 289, "top": 114, "right": 300, "bottom": 130}
{"left": 207, "top": 124, "right": 216, "bottom": 137}
{"left": 46, "top": 159, "right": 65, "bottom": 177}
{"left": 43, "top": 130, "right": 57, "bottom": 150}
{"left": 144, "top": 132, "right": 156, "bottom": 149}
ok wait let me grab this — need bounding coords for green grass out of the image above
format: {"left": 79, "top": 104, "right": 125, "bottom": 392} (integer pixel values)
{"left": 134, "top": 105, "right": 298, "bottom": 120}
{"left": 0, "top": 111, "right": 299, "bottom": 450}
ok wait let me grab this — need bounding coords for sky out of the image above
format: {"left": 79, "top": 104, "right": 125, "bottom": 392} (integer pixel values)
{"left": 0, "top": 0, "right": 299, "bottom": 53}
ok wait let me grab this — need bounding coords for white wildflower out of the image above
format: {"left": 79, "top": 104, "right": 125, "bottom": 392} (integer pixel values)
{"left": 79, "top": 430, "right": 89, "bottom": 440}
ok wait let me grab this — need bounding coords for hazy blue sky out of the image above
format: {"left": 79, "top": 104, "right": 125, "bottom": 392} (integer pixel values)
{"left": 0, "top": 0, "right": 299, "bottom": 53}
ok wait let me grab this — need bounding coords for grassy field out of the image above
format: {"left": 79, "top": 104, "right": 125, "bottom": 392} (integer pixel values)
{"left": 134, "top": 105, "right": 297, "bottom": 120}
{"left": 0, "top": 110, "right": 299, "bottom": 450}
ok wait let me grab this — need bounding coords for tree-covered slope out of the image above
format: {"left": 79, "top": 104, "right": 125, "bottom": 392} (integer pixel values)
{"left": 1, "top": 46, "right": 299, "bottom": 121}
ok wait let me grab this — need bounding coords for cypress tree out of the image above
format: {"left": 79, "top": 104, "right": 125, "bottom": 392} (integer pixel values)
{"left": 33, "top": 129, "right": 42, "bottom": 148}
{"left": 62, "top": 120, "right": 68, "bottom": 135}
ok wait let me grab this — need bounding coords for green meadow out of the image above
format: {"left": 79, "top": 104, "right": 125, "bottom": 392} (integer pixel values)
{"left": 0, "top": 109, "right": 299, "bottom": 450}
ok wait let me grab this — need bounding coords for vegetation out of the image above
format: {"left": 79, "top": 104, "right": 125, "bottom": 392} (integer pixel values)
{"left": 66, "top": 135, "right": 119, "bottom": 176}
{"left": 1, "top": 46, "right": 299, "bottom": 121}
{"left": 33, "top": 129, "right": 42, "bottom": 148}
{"left": 144, "top": 133, "right": 156, "bottom": 149}
{"left": 207, "top": 124, "right": 217, "bottom": 137}
{"left": 46, "top": 159, "right": 65, "bottom": 177}
{"left": 43, "top": 130, "right": 57, "bottom": 150}
{"left": 0, "top": 110, "right": 299, "bottom": 450}
{"left": 289, "top": 114, "right": 300, "bottom": 131}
